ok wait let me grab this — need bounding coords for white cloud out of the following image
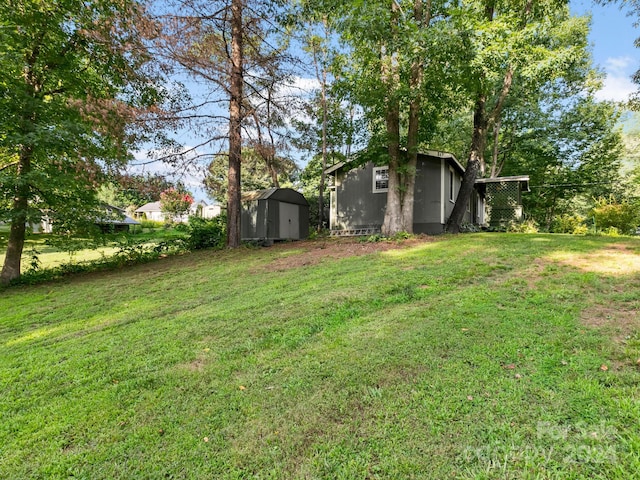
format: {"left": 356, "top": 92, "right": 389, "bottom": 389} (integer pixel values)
{"left": 290, "top": 76, "right": 321, "bottom": 94}
{"left": 595, "top": 56, "right": 638, "bottom": 102}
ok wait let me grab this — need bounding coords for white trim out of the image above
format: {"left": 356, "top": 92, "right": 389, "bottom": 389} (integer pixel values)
{"left": 440, "top": 159, "right": 445, "bottom": 225}
{"left": 372, "top": 166, "right": 389, "bottom": 193}
{"left": 449, "top": 166, "right": 456, "bottom": 203}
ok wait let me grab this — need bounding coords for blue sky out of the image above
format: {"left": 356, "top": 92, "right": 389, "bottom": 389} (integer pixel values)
{"left": 571, "top": 0, "right": 639, "bottom": 102}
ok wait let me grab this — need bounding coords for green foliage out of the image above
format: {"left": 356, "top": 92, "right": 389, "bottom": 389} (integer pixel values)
{"left": 601, "top": 226, "right": 621, "bottom": 237}
{"left": 139, "top": 219, "right": 165, "bottom": 230}
{"left": 159, "top": 188, "right": 193, "bottom": 219}
{"left": 204, "top": 148, "right": 297, "bottom": 203}
{"left": 506, "top": 219, "right": 540, "bottom": 234}
{"left": 591, "top": 197, "right": 640, "bottom": 235}
{"left": 98, "top": 174, "right": 177, "bottom": 210}
{"left": 299, "top": 154, "right": 336, "bottom": 229}
{"left": 0, "top": 0, "right": 170, "bottom": 283}
{"left": 1, "top": 220, "right": 226, "bottom": 287}
{"left": 551, "top": 214, "right": 588, "bottom": 234}
{"left": 360, "top": 233, "right": 384, "bottom": 243}
{"left": 501, "top": 96, "right": 625, "bottom": 229}
{"left": 10, "top": 237, "right": 187, "bottom": 286}
{"left": 183, "top": 216, "right": 227, "bottom": 251}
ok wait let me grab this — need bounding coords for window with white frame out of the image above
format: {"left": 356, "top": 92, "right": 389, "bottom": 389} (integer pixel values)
{"left": 373, "top": 166, "right": 389, "bottom": 193}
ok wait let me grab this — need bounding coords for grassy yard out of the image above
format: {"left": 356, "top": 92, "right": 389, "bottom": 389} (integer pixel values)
{"left": 0, "top": 228, "right": 184, "bottom": 273}
{"left": 1, "top": 233, "right": 640, "bottom": 479}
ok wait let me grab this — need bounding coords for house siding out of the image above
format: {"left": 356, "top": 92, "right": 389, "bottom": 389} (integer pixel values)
{"left": 332, "top": 164, "right": 387, "bottom": 231}
{"left": 330, "top": 155, "right": 475, "bottom": 234}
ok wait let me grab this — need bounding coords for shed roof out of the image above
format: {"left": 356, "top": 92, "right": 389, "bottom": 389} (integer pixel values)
{"left": 98, "top": 205, "right": 140, "bottom": 225}
{"left": 241, "top": 188, "right": 309, "bottom": 206}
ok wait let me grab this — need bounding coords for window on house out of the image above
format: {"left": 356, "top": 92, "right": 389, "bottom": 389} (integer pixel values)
{"left": 373, "top": 166, "right": 389, "bottom": 193}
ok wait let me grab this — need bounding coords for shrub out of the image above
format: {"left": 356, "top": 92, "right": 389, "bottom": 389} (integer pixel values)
{"left": 184, "top": 216, "right": 226, "bottom": 250}
{"left": 591, "top": 197, "right": 640, "bottom": 235}
{"left": 160, "top": 188, "right": 193, "bottom": 219}
{"left": 551, "top": 214, "right": 586, "bottom": 234}
{"left": 507, "top": 219, "right": 539, "bottom": 233}
{"left": 139, "top": 219, "right": 164, "bottom": 230}
{"left": 601, "top": 226, "right": 621, "bottom": 237}
{"left": 572, "top": 224, "right": 590, "bottom": 235}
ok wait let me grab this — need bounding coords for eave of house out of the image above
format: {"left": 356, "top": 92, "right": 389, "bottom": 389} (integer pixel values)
{"left": 323, "top": 149, "right": 465, "bottom": 176}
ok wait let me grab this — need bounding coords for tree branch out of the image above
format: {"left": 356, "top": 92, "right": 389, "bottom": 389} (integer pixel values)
{"left": 0, "top": 161, "right": 19, "bottom": 172}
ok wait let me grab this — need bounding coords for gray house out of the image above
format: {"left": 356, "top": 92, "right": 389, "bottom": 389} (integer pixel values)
{"left": 326, "top": 150, "right": 486, "bottom": 235}
{"left": 241, "top": 188, "right": 310, "bottom": 242}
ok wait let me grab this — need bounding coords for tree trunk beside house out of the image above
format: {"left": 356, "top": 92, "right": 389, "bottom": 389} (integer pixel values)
{"left": 227, "top": 0, "right": 243, "bottom": 248}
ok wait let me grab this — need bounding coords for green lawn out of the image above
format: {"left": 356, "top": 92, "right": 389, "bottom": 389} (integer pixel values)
{"left": 0, "top": 228, "right": 184, "bottom": 273}
{"left": 1, "top": 233, "right": 640, "bottom": 479}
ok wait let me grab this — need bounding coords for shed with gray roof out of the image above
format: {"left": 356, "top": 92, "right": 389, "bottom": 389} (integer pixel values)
{"left": 241, "top": 188, "right": 310, "bottom": 243}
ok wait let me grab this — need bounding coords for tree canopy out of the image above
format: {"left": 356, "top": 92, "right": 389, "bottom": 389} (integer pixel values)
{"left": 0, "top": 0, "right": 168, "bottom": 284}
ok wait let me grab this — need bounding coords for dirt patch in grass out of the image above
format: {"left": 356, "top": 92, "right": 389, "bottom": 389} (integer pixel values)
{"left": 259, "top": 236, "right": 436, "bottom": 272}
{"left": 581, "top": 304, "right": 640, "bottom": 343}
{"left": 554, "top": 243, "right": 640, "bottom": 275}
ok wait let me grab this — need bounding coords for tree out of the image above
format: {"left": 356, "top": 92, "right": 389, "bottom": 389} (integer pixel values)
{"left": 203, "top": 148, "right": 297, "bottom": 202}
{"left": 501, "top": 96, "right": 624, "bottom": 229}
{"left": 159, "top": 187, "right": 194, "bottom": 221}
{"left": 294, "top": 16, "right": 365, "bottom": 230}
{"left": 97, "top": 173, "right": 177, "bottom": 210}
{"left": 302, "top": 0, "right": 462, "bottom": 235}
{"left": 446, "top": 0, "right": 594, "bottom": 232}
{"left": 0, "top": 0, "right": 166, "bottom": 285}
{"left": 153, "top": 0, "right": 293, "bottom": 247}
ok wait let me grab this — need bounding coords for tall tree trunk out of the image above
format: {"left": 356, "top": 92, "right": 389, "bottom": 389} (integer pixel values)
{"left": 0, "top": 147, "right": 32, "bottom": 286}
{"left": 381, "top": 0, "right": 404, "bottom": 236}
{"left": 445, "top": 1, "right": 523, "bottom": 233}
{"left": 381, "top": 98, "right": 402, "bottom": 236}
{"left": 489, "top": 119, "right": 501, "bottom": 177}
{"left": 400, "top": 0, "right": 428, "bottom": 232}
{"left": 227, "top": 0, "right": 243, "bottom": 248}
{"left": 313, "top": 17, "right": 330, "bottom": 231}
{"left": 446, "top": 93, "right": 488, "bottom": 233}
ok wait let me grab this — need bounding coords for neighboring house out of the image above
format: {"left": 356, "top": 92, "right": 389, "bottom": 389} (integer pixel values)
{"left": 32, "top": 205, "right": 140, "bottom": 233}
{"left": 241, "top": 188, "right": 310, "bottom": 243}
{"left": 191, "top": 200, "right": 222, "bottom": 219}
{"left": 135, "top": 200, "right": 222, "bottom": 223}
{"left": 325, "top": 150, "right": 528, "bottom": 235}
{"left": 202, "top": 203, "right": 222, "bottom": 219}
{"left": 134, "top": 201, "right": 165, "bottom": 222}
{"left": 96, "top": 205, "right": 141, "bottom": 233}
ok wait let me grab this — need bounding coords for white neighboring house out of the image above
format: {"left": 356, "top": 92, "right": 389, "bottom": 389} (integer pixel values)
{"left": 134, "top": 201, "right": 165, "bottom": 222}
{"left": 135, "top": 200, "right": 221, "bottom": 223}
{"left": 201, "top": 203, "right": 222, "bottom": 219}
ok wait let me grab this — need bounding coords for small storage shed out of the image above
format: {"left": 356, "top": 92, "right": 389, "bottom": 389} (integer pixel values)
{"left": 241, "top": 188, "right": 309, "bottom": 242}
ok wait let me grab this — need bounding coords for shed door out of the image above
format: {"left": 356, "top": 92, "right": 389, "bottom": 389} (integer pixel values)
{"left": 279, "top": 202, "right": 299, "bottom": 239}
